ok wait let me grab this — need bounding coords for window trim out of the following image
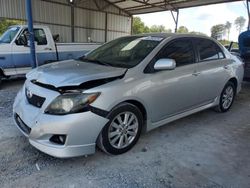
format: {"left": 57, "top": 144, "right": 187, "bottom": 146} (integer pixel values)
{"left": 194, "top": 38, "right": 226, "bottom": 63}
{"left": 144, "top": 37, "right": 197, "bottom": 73}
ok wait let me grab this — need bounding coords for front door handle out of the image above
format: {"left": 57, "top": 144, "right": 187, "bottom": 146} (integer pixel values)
{"left": 192, "top": 71, "right": 201, "bottom": 76}
{"left": 224, "top": 65, "right": 230, "bottom": 70}
{"left": 44, "top": 47, "right": 52, "bottom": 51}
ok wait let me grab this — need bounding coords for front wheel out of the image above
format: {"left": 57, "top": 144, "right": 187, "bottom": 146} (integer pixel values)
{"left": 97, "top": 103, "right": 143, "bottom": 155}
{"left": 215, "top": 81, "right": 236, "bottom": 112}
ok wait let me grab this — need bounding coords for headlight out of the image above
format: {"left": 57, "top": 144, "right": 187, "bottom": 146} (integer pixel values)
{"left": 45, "top": 92, "right": 100, "bottom": 115}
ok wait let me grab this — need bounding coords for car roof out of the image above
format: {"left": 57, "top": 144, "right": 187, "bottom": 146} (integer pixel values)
{"left": 130, "top": 32, "right": 212, "bottom": 40}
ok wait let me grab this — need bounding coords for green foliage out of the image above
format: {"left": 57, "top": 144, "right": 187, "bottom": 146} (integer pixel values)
{"left": 234, "top": 16, "right": 246, "bottom": 34}
{"left": 150, "top": 25, "right": 171, "bottom": 33}
{"left": 132, "top": 17, "right": 206, "bottom": 36}
{"left": 211, "top": 24, "right": 226, "bottom": 40}
{"left": 0, "top": 18, "right": 23, "bottom": 35}
{"left": 132, "top": 16, "right": 172, "bottom": 34}
{"left": 225, "top": 21, "right": 232, "bottom": 40}
{"left": 189, "top": 31, "right": 207, "bottom": 36}
{"left": 219, "top": 39, "right": 238, "bottom": 49}
{"left": 132, "top": 17, "right": 147, "bottom": 34}
{"left": 177, "top": 26, "right": 189, "bottom": 33}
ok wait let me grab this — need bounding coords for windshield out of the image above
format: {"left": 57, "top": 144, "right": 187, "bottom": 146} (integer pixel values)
{"left": 0, "top": 26, "right": 20, "bottom": 43}
{"left": 82, "top": 36, "right": 163, "bottom": 68}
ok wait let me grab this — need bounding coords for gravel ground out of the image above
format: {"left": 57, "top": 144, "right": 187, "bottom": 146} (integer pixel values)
{"left": 0, "top": 78, "right": 250, "bottom": 188}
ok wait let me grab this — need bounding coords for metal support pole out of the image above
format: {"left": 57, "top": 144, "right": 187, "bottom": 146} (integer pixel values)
{"left": 247, "top": 0, "right": 250, "bottom": 30}
{"left": 105, "top": 12, "right": 108, "bottom": 42}
{"left": 71, "top": 5, "right": 75, "bottom": 42}
{"left": 171, "top": 9, "right": 179, "bottom": 33}
{"left": 175, "top": 10, "right": 179, "bottom": 33}
{"left": 25, "top": 0, "right": 37, "bottom": 68}
{"left": 131, "top": 16, "right": 133, "bottom": 35}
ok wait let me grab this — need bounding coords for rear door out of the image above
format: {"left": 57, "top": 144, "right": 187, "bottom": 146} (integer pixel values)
{"left": 193, "top": 38, "right": 231, "bottom": 104}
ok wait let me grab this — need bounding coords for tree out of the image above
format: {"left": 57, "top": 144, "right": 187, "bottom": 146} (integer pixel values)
{"left": 211, "top": 24, "right": 226, "bottom": 40}
{"left": 0, "top": 18, "right": 23, "bottom": 35}
{"left": 132, "top": 16, "right": 172, "bottom": 34}
{"left": 177, "top": 26, "right": 189, "bottom": 33}
{"left": 189, "top": 31, "right": 207, "bottom": 36}
{"left": 132, "top": 17, "right": 147, "bottom": 34}
{"left": 165, "top": 28, "right": 172, "bottom": 33}
{"left": 225, "top": 21, "right": 232, "bottom": 41}
{"left": 234, "top": 16, "right": 246, "bottom": 34}
{"left": 150, "top": 25, "right": 167, "bottom": 33}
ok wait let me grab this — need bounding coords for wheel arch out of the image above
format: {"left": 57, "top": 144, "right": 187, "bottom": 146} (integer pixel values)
{"left": 0, "top": 68, "right": 5, "bottom": 77}
{"left": 228, "top": 77, "right": 238, "bottom": 90}
{"left": 106, "top": 99, "right": 148, "bottom": 133}
{"left": 122, "top": 99, "right": 148, "bottom": 133}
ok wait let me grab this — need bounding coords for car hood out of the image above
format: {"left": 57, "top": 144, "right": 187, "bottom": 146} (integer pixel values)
{"left": 26, "top": 60, "right": 127, "bottom": 88}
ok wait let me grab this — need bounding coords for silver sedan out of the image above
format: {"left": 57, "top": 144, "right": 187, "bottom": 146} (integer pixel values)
{"left": 13, "top": 34, "right": 244, "bottom": 158}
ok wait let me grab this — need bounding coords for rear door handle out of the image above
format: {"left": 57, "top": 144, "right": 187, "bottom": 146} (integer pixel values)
{"left": 192, "top": 71, "right": 201, "bottom": 76}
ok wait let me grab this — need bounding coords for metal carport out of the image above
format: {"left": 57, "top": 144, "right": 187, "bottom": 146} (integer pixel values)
{"left": 23, "top": 0, "right": 249, "bottom": 68}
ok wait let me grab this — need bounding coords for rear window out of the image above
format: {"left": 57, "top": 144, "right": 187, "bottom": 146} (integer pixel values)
{"left": 195, "top": 39, "right": 224, "bottom": 61}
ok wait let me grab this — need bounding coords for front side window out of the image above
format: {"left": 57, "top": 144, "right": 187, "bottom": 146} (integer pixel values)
{"left": 82, "top": 36, "right": 163, "bottom": 68}
{"left": 157, "top": 39, "right": 195, "bottom": 67}
{"left": 195, "top": 39, "right": 224, "bottom": 61}
{"left": 0, "top": 26, "right": 20, "bottom": 43}
{"left": 17, "top": 28, "right": 47, "bottom": 46}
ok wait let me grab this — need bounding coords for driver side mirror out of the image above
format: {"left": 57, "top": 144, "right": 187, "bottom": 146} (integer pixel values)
{"left": 15, "top": 34, "right": 28, "bottom": 46}
{"left": 154, "top": 58, "right": 176, "bottom": 70}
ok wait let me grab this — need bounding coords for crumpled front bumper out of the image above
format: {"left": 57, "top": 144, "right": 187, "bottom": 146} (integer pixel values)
{"left": 13, "top": 81, "right": 109, "bottom": 158}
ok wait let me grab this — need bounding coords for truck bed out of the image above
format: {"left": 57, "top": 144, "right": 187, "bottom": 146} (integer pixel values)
{"left": 56, "top": 43, "right": 101, "bottom": 60}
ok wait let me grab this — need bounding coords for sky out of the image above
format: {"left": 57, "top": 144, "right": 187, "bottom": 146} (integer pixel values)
{"left": 136, "top": 1, "right": 248, "bottom": 42}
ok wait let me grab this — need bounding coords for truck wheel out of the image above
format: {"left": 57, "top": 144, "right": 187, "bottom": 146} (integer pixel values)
{"left": 97, "top": 103, "right": 143, "bottom": 155}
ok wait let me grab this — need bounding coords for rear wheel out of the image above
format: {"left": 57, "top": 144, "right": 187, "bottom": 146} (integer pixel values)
{"left": 0, "top": 75, "right": 2, "bottom": 89}
{"left": 97, "top": 103, "right": 143, "bottom": 155}
{"left": 215, "top": 81, "right": 236, "bottom": 112}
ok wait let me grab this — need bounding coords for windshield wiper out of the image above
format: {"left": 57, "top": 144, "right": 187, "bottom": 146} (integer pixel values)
{"left": 78, "top": 57, "right": 112, "bottom": 67}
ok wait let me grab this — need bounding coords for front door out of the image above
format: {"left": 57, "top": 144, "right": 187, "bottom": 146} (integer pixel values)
{"left": 12, "top": 28, "right": 55, "bottom": 74}
{"left": 145, "top": 38, "right": 200, "bottom": 122}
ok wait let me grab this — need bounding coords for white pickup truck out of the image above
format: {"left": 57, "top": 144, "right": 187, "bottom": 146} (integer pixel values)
{"left": 0, "top": 25, "right": 101, "bottom": 84}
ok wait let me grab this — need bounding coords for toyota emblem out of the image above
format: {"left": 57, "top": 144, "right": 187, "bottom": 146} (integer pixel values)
{"left": 26, "top": 89, "right": 33, "bottom": 99}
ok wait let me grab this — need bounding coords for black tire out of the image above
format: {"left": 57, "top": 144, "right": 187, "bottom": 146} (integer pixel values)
{"left": 0, "top": 76, "right": 2, "bottom": 90}
{"left": 97, "top": 103, "right": 143, "bottom": 155}
{"left": 215, "top": 81, "right": 236, "bottom": 113}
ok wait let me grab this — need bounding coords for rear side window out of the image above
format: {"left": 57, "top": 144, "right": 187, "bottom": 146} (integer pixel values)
{"left": 157, "top": 39, "right": 195, "bottom": 67}
{"left": 195, "top": 39, "right": 224, "bottom": 61}
{"left": 34, "top": 29, "right": 47, "bottom": 45}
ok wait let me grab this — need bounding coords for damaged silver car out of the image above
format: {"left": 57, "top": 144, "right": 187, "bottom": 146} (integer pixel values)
{"left": 13, "top": 34, "right": 244, "bottom": 158}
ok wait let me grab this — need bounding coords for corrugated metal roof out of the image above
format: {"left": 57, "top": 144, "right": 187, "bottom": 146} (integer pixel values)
{"left": 106, "top": 0, "right": 243, "bottom": 15}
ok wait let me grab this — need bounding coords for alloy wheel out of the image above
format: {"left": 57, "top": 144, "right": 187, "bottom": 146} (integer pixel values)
{"left": 108, "top": 112, "right": 139, "bottom": 149}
